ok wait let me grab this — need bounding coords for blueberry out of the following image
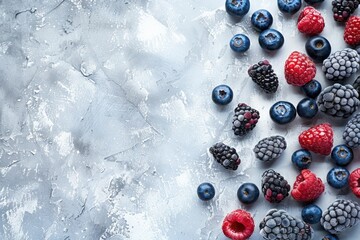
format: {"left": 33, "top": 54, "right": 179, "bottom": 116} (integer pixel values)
{"left": 301, "top": 204, "right": 322, "bottom": 224}
{"left": 269, "top": 101, "right": 296, "bottom": 124}
{"left": 321, "top": 234, "right": 339, "bottom": 240}
{"left": 305, "top": 36, "right": 331, "bottom": 63}
{"left": 292, "top": 149, "right": 312, "bottom": 170}
{"left": 230, "top": 34, "right": 250, "bottom": 53}
{"left": 251, "top": 9, "right": 273, "bottom": 32}
{"left": 305, "top": 0, "right": 324, "bottom": 5}
{"left": 258, "top": 29, "right": 284, "bottom": 51}
{"left": 225, "top": 0, "right": 250, "bottom": 18}
{"left": 197, "top": 182, "right": 215, "bottom": 201}
{"left": 277, "top": 0, "right": 302, "bottom": 14}
{"left": 301, "top": 80, "right": 322, "bottom": 99}
{"left": 296, "top": 98, "right": 318, "bottom": 119}
{"left": 331, "top": 144, "right": 354, "bottom": 166}
{"left": 327, "top": 167, "right": 350, "bottom": 189}
{"left": 212, "top": 85, "right": 233, "bottom": 105}
{"left": 237, "top": 182, "right": 260, "bottom": 204}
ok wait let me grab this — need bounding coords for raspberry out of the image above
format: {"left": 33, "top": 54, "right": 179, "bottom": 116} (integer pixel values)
{"left": 285, "top": 51, "right": 316, "bottom": 86}
{"left": 222, "top": 209, "right": 255, "bottom": 240}
{"left": 261, "top": 169, "right": 290, "bottom": 203}
{"left": 297, "top": 6, "right": 325, "bottom": 35}
{"left": 253, "top": 136, "right": 287, "bottom": 162}
{"left": 344, "top": 16, "right": 360, "bottom": 46}
{"left": 232, "top": 103, "right": 260, "bottom": 136}
{"left": 298, "top": 123, "right": 334, "bottom": 155}
{"left": 209, "top": 142, "right": 241, "bottom": 170}
{"left": 248, "top": 60, "right": 279, "bottom": 93}
{"left": 349, "top": 168, "right": 360, "bottom": 198}
{"left": 332, "top": 0, "right": 359, "bottom": 22}
{"left": 291, "top": 169, "right": 325, "bottom": 202}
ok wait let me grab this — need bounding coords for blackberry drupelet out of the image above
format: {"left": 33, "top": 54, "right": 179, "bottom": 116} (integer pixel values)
{"left": 317, "top": 83, "right": 359, "bottom": 118}
{"left": 253, "top": 136, "right": 287, "bottom": 162}
{"left": 260, "top": 209, "right": 313, "bottom": 240}
{"left": 248, "top": 60, "right": 279, "bottom": 93}
{"left": 320, "top": 199, "right": 360, "bottom": 234}
{"left": 343, "top": 113, "right": 360, "bottom": 147}
{"left": 209, "top": 142, "right": 241, "bottom": 170}
{"left": 261, "top": 169, "right": 290, "bottom": 203}
{"left": 232, "top": 103, "right": 260, "bottom": 136}
{"left": 332, "top": 0, "right": 359, "bottom": 22}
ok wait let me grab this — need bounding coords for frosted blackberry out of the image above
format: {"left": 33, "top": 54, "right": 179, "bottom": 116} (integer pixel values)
{"left": 343, "top": 113, "right": 360, "bottom": 147}
{"left": 260, "top": 209, "right": 313, "bottom": 240}
{"left": 261, "top": 169, "right": 290, "bottom": 203}
{"left": 322, "top": 48, "right": 359, "bottom": 81}
{"left": 332, "top": 0, "right": 359, "bottom": 22}
{"left": 353, "top": 76, "right": 360, "bottom": 99}
{"left": 232, "top": 103, "right": 260, "bottom": 136}
{"left": 253, "top": 136, "right": 287, "bottom": 162}
{"left": 317, "top": 83, "right": 359, "bottom": 118}
{"left": 209, "top": 142, "right": 241, "bottom": 170}
{"left": 248, "top": 60, "right": 279, "bottom": 93}
{"left": 320, "top": 199, "right": 360, "bottom": 234}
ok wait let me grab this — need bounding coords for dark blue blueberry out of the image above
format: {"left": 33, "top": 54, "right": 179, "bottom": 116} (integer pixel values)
{"left": 237, "top": 182, "right": 260, "bottom": 204}
{"left": 258, "top": 29, "right": 284, "bottom": 51}
{"left": 292, "top": 149, "right": 312, "bottom": 170}
{"left": 269, "top": 101, "right": 296, "bottom": 124}
{"left": 230, "top": 34, "right": 250, "bottom": 53}
{"left": 321, "top": 234, "right": 339, "bottom": 240}
{"left": 301, "top": 80, "right": 322, "bottom": 99}
{"left": 331, "top": 144, "right": 354, "bottom": 166}
{"left": 305, "top": 36, "right": 331, "bottom": 63}
{"left": 277, "top": 0, "right": 302, "bottom": 14}
{"left": 327, "top": 167, "right": 350, "bottom": 189}
{"left": 251, "top": 9, "right": 273, "bottom": 32}
{"left": 225, "top": 0, "right": 250, "bottom": 18}
{"left": 301, "top": 204, "right": 322, "bottom": 224}
{"left": 296, "top": 98, "right": 318, "bottom": 119}
{"left": 212, "top": 85, "right": 233, "bottom": 105}
{"left": 305, "top": 0, "right": 324, "bottom": 5}
{"left": 197, "top": 182, "right": 215, "bottom": 201}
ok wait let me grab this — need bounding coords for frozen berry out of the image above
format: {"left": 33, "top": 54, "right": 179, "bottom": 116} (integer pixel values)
{"left": 302, "top": 204, "right": 322, "bottom": 224}
{"left": 212, "top": 85, "right": 233, "bottom": 105}
{"left": 285, "top": 51, "right": 316, "bottom": 86}
{"left": 251, "top": 9, "right": 273, "bottom": 32}
{"left": 292, "top": 149, "right": 312, "bottom": 170}
{"left": 349, "top": 168, "right": 360, "bottom": 198}
{"left": 197, "top": 182, "right": 215, "bottom": 201}
{"left": 222, "top": 209, "right": 255, "bottom": 240}
{"left": 301, "top": 79, "right": 322, "bottom": 99}
{"left": 298, "top": 123, "right": 334, "bottom": 155}
{"left": 331, "top": 144, "right": 353, "bottom": 166}
{"left": 297, "top": 98, "right": 318, "bottom": 119}
{"left": 269, "top": 101, "right": 296, "bottom": 124}
{"left": 327, "top": 167, "right": 350, "bottom": 189}
{"left": 305, "top": 36, "right": 331, "bottom": 63}
{"left": 321, "top": 235, "right": 339, "bottom": 240}
{"left": 278, "top": 0, "right": 302, "bottom": 14}
{"left": 291, "top": 169, "right": 325, "bottom": 202}
{"left": 237, "top": 183, "right": 260, "bottom": 204}
{"left": 225, "top": 0, "right": 250, "bottom": 18}
{"left": 258, "top": 29, "right": 284, "bottom": 51}
{"left": 230, "top": 34, "right": 250, "bottom": 53}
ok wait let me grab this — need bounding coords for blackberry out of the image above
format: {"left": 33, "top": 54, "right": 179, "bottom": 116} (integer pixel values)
{"left": 209, "top": 142, "right": 241, "bottom": 170}
{"left": 317, "top": 83, "right": 359, "bottom": 118}
{"left": 322, "top": 48, "right": 360, "bottom": 81}
{"left": 320, "top": 199, "right": 360, "bottom": 234}
{"left": 232, "top": 103, "right": 260, "bottom": 136}
{"left": 261, "top": 169, "right": 290, "bottom": 203}
{"left": 353, "top": 75, "right": 360, "bottom": 99}
{"left": 253, "top": 136, "right": 287, "bottom": 162}
{"left": 343, "top": 113, "right": 360, "bottom": 147}
{"left": 332, "top": 0, "right": 359, "bottom": 22}
{"left": 260, "top": 209, "right": 313, "bottom": 240}
{"left": 248, "top": 60, "right": 279, "bottom": 93}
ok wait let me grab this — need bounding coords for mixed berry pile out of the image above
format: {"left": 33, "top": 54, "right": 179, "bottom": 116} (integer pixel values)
{"left": 197, "top": 0, "right": 360, "bottom": 239}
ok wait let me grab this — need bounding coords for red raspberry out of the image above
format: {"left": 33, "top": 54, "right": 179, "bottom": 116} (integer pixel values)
{"left": 291, "top": 169, "right": 325, "bottom": 202}
{"left": 344, "top": 16, "right": 360, "bottom": 46}
{"left": 284, "top": 51, "right": 316, "bottom": 86}
{"left": 222, "top": 209, "right": 254, "bottom": 240}
{"left": 298, "top": 123, "right": 334, "bottom": 155}
{"left": 297, "top": 6, "right": 325, "bottom": 35}
{"left": 349, "top": 168, "right": 360, "bottom": 198}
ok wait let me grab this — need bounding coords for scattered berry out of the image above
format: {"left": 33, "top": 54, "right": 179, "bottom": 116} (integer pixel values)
{"left": 321, "top": 199, "right": 360, "bottom": 234}
{"left": 331, "top": 144, "right": 354, "bottom": 166}
{"left": 222, "top": 209, "right": 255, "bottom": 240}
{"left": 317, "top": 83, "right": 359, "bottom": 118}
{"left": 332, "top": 0, "right": 359, "bottom": 22}
{"left": 297, "top": 98, "right": 318, "bottom": 119}
{"left": 248, "top": 60, "right": 279, "bottom": 93}
{"left": 297, "top": 6, "right": 325, "bottom": 35}
{"left": 305, "top": 0, "right": 324, "bottom": 4}
{"left": 343, "top": 113, "right": 360, "bottom": 147}
{"left": 344, "top": 16, "right": 360, "bottom": 46}
{"left": 210, "top": 143, "right": 241, "bottom": 170}
{"left": 237, "top": 183, "right": 260, "bottom": 204}
{"left": 258, "top": 29, "right": 284, "bottom": 51}
{"left": 292, "top": 149, "right": 312, "bottom": 170}
{"left": 327, "top": 167, "right": 350, "bottom": 189}
{"left": 212, "top": 85, "right": 233, "bottom": 105}
{"left": 322, "top": 48, "right": 360, "bottom": 81}
{"left": 291, "top": 169, "right": 325, "bottom": 202}
{"left": 349, "top": 168, "right": 360, "bottom": 197}
{"left": 269, "top": 101, "right": 296, "bottom": 124}
{"left": 301, "top": 79, "right": 322, "bottom": 99}
{"left": 261, "top": 169, "right": 290, "bottom": 203}
{"left": 321, "top": 234, "right": 339, "bottom": 240}
{"left": 285, "top": 51, "right": 316, "bottom": 86}
{"left": 251, "top": 9, "right": 273, "bottom": 32}
{"left": 353, "top": 75, "right": 360, "bottom": 98}
{"left": 260, "top": 209, "right": 313, "bottom": 240}
{"left": 302, "top": 204, "right": 322, "bottom": 224}
{"left": 232, "top": 103, "right": 260, "bottom": 136}
{"left": 197, "top": 182, "right": 215, "bottom": 201}
{"left": 305, "top": 36, "right": 331, "bottom": 63}
{"left": 230, "top": 34, "right": 250, "bottom": 53}
{"left": 253, "top": 136, "right": 287, "bottom": 162}
{"left": 298, "top": 123, "right": 334, "bottom": 155}
{"left": 277, "top": 0, "right": 302, "bottom": 14}
{"left": 225, "top": 0, "right": 250, "bottom": 18}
